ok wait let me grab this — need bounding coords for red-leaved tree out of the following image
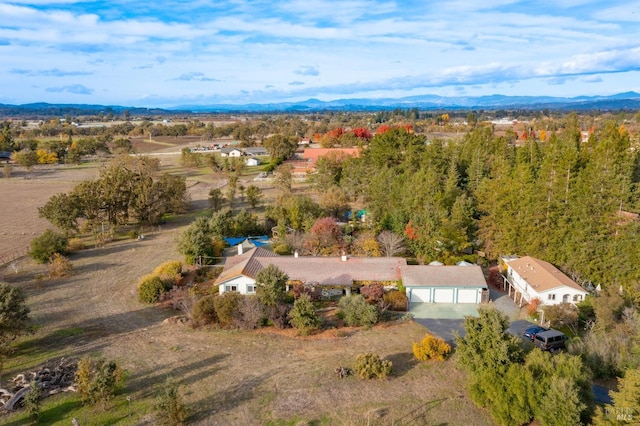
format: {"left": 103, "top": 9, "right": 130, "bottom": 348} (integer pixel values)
{"left": 304, "top": 217, "right": 344, "bottom": 256}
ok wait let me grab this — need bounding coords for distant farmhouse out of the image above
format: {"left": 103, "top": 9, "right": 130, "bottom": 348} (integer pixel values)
{"left": 214, "top": 246, "right": 488, "bottom": 307}
{"left": 501, "top": 256, "right": 588, "bottom": 307}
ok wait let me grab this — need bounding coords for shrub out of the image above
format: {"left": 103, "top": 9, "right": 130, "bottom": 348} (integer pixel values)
{"left": 360, "top": 284, "right": 384, "bottom": 303}
{"left": 383, "top": 290, "right": 408, "bottom": 311}
{"left": 48, "top": 253, "right": 73, "bottom": 278}
{"left": 23, "top": 382, "right": 41, "bottom": 421}
{"left": 413, "top": 333, "right": 451, "bottom": 362}
{"left": 338, "top": 294, "right": 378, "bottom": 327}
{"left": 153, "top": 260, "right": 183, "bottom": 287}
{"left": 126, "top": 230, "right": 139, "bottom": 239}
{"left": 233, "top": 295, "right": 265, "bottom": 330}
{"left": 273, "top": 243, "right": 292, "bottom": 255}
{"left": 255, "top": 264, "right": 288, "bottom": 307}
{"left": 291, "top": 283, "right": 321, "bottom": 302}
{"left": 269, "top": 303, "right": 292, "bottom": 329}
{"left": 353, "top": 353, "right": 392, "bottom": 379}
{"left": 29, "top": 229, "right": 68, "bottom": 263}
{"left": 67, "top": 238, "right": 85, "bottom": 252}
{"left": 289, "top": 294, "right": 321, "bottom": 335}
{"left": 138, "top": 275, "right": 166, "bottom": 304}
{"left": 527, "top": 297, "right": 542, "bottom": 316}
{"left": 156, "top": 376, "right": 187, "bottom": 425}
{"left": 75, "top": 357, "right": 125, "bottom": 409}
{"left": 213, "top": 292, "right": 243, "bottom": 327}
{"left": 191, "top": 294, "right": 217, "bottom": 327}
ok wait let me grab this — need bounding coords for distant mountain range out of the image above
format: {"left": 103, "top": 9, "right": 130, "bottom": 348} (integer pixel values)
{"left": 176, "top": 91, "right": 640, "bottom": 113}
{"left": 2, "top": 92, "right": 640, "bottom": 116}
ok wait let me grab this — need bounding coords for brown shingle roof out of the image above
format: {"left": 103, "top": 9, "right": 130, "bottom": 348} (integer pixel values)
{"left": 400, "top": 265, "right": 487, "bottom": 288}
{"left": 506, "top": 256, "right": 585, "bottom": 293}
{"left": 214, "top": 249, "right": 406, "bottom": 287}
{"left": 214, "top": 247, "right": 278, "bottom": 286}
{"left": 256, "top": 256, "right": 406, "bottom": 286}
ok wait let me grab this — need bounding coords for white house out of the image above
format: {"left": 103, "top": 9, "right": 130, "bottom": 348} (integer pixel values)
{"left": 245, "top": 157, "right": 260, "bottom": 166}
{"left": 502, "top": 256, "right": 588, "bottom": 306}
{"left": 220, "top": 147, "right": 243, "bottom": 157}
{"left": 401, "top": 265, "right": 488, "bottom": 304}
{"left": 215, "top": 247, "right": 405, "bottom": 297}
{"left": 215, "top": 247, "right": 488, "bottom": 308}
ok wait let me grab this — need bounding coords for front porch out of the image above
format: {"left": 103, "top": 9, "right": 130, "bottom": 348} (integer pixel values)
{"left": 501, "top": 274, "right": 531, "bottom": 308}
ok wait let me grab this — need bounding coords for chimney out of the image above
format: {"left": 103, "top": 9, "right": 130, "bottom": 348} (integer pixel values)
{"left": 294, "top": 250, "right": 298, "bottom": 258}
{"left": 238, "top": 243, "right": 243, "bottom": 255}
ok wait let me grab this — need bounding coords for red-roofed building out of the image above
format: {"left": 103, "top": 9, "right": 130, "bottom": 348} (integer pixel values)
{"left": 289, "top": 147, "right": 361, "bottom": 174}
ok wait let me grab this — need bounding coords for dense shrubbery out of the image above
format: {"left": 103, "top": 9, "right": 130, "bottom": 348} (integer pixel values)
{"left": 289, "top": 294, "right": 321, "bottom": 335}
{"left": 48, "top": 253, "right": 73, "bottom": 278}
{"left": 138, "top": 275, "right": 167, "bottom": 304}
{"left": 67, "top": 237, "right": 85, "bottom": 252}
{"left": 353, "top": 353, "right": 392, "bottom": 379}
{"left": 456, "top": 307, "right": 593, "bottom": 426}
{"left": 29, "top": 229, "right": 68, "bottom": 263}
{"left": 191, "top": 294, "right": 217, "bottom": 327}
{"left": 413, "top": 333, "right": 451, "bottom": 362}
{"left": 383, "top": 290, "right": 407, "bottom": 311}
{"left": 338, "top": 294, "right": 378, "bottom": 327}
{"left": 291, "top": 283, "right": 321, "bottom": 302}
{"left": 213, "top": 291, "right": 243, "bottom": 327}
{"left": 360, "top": 284, "right": 384, "bottom": 303}
{"left": 153, "top": 260, "right": 183, "bottom": 287}
{"left": 233, "top": 295, "right": 265, "bottom": 330}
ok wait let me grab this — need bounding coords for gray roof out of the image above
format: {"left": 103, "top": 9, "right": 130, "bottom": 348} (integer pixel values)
{"left": 244, "top": 147, "right": 268, "bottom": 156}
{"left": 400, "top": 265, "right": 487, "bottom": 288}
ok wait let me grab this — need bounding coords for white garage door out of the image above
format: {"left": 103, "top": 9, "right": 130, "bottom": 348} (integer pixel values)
{"left": 409, "top": 288, "right": 431, "bottom": 303}
{"left": 433, "top": 288, "right": 454, "bottom": 303}
{"left": 457, "top": 289, "right": 478, "bottom": 304}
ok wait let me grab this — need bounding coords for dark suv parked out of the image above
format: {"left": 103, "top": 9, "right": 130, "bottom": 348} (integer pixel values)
{"left": 522, "top": 325, "right": 547, "bottom": 341}
{"left": 533, "top": 329, "right": 567, "bottom": 352}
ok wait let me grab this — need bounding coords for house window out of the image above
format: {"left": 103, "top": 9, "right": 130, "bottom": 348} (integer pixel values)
{"left": 247, "top": 285, "right": 256, "bottom": 294}
{"left": 547, "top": 294, "right": 556, "bottom": 301}
{"left": 573, "top": 294, "right": 582, "bottom": 302}
{"left": 225, "top": 285, "right": 237, "bottom": 292}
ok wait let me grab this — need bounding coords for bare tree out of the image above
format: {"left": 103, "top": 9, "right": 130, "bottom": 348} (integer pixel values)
{"left": 377, "top": 231, "right": 406, "bottom": 257}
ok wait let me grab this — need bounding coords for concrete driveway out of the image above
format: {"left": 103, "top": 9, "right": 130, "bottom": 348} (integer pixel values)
{"left": 412, "top": 287, "right": 523, "bottom": 344}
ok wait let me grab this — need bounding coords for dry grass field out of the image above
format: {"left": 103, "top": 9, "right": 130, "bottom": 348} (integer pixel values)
{"left": 0, "top": 164, "right": 99, "bottom": 261}
{"left": 0, "top": 150, "right": 493, "bottom": 425}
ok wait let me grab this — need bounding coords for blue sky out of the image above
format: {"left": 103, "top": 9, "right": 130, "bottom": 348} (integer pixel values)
{"left": 1, "top": 0, "right": 639, "bottom": 107}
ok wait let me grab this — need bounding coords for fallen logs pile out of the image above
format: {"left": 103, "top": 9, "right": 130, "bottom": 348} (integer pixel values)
{"left": 0, "top": 358, "right": 78, "bottom": 412}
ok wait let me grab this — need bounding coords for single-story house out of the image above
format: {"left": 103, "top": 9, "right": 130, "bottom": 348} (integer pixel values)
{"left": 245, "top": 157, "right": 260, "bottom": 166}
{"left": 502, "top": 256, "right": 588, "bottom": 306}
{"left": 215, "top": 247, "right": 488, "bottom": 307}
{"left": 244, "top": 147, "right": 268, "bottom": 156}
{"left": 220, "top": 147, "right": 243, "bottom": 157}
{"left": 401, "top": 265, "right": 488, "bottom": 304}
{"left": 215, "top": 247, "right": 405, "bottom": 297}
